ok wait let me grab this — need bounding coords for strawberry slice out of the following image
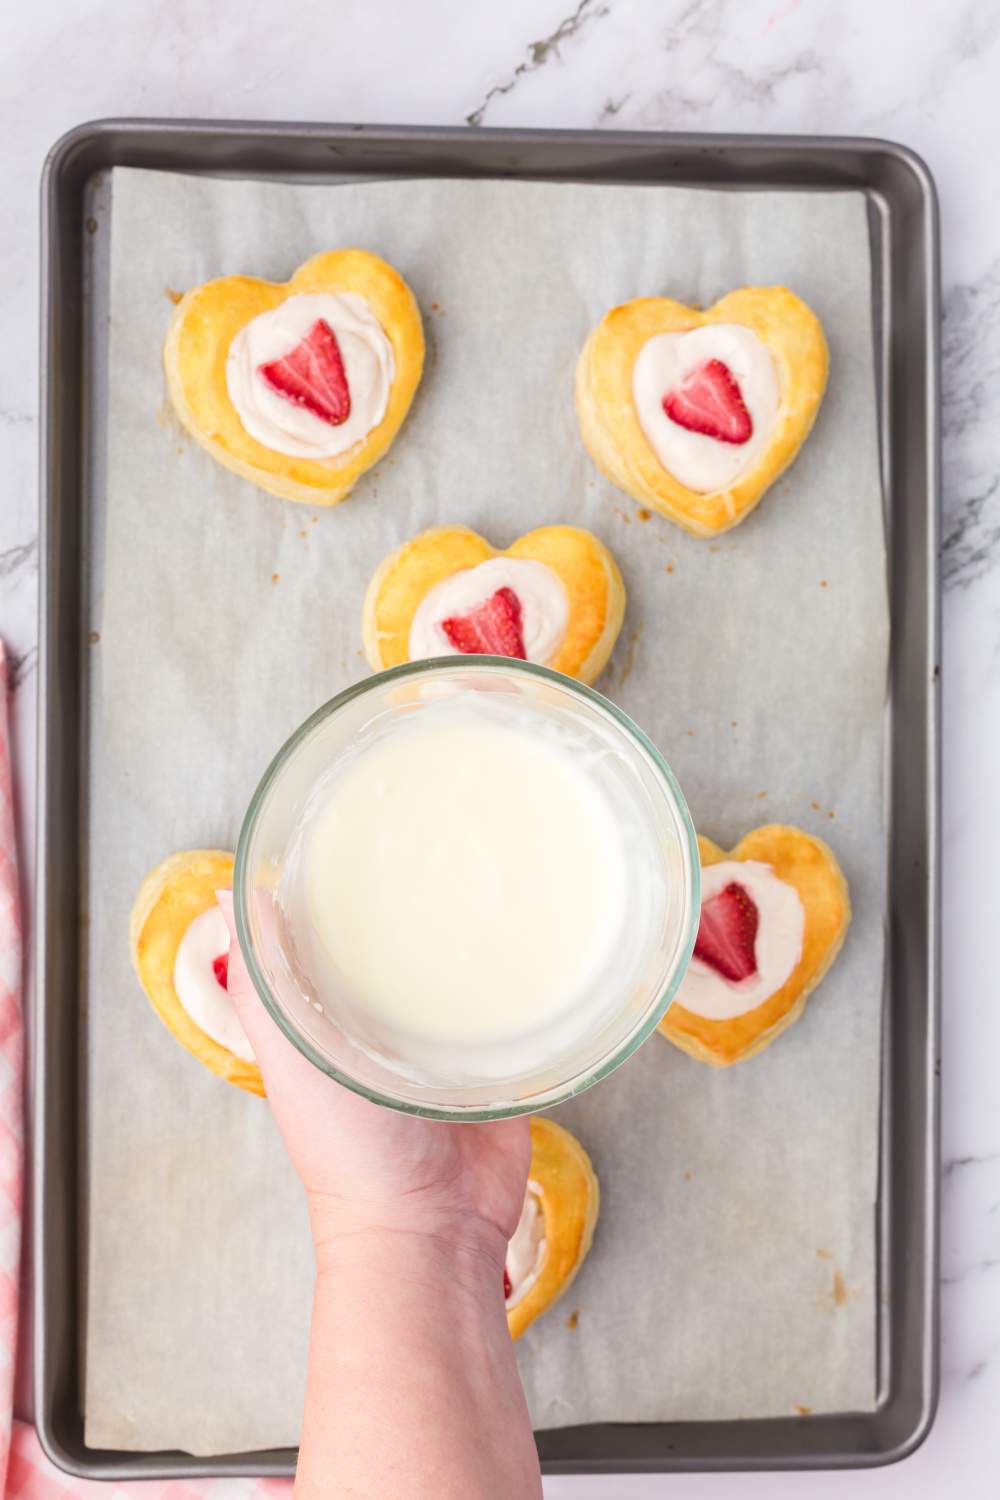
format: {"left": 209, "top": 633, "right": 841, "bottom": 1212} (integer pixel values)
{"left": 212, "top": 952, "right": 229, "bottom": 991}
{"left": 258, "top": 318, "right": 351, "bottom": 426}
{"left": 503, "top": 1267, "right": 513, "bottom": 1301}
{"left": 441, "top": 587, "right": 527, "bottom": 659}
{"left": 662, "top": 358, "right": 752, "bottom": 445}
{"left": 694, "top": 881, "right": 759, "bottom": 983}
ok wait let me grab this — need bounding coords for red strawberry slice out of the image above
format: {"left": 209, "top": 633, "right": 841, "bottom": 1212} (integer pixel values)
{"left": 258, "top": 318, "right": 351, "bottom": 427}
{"left": 662, "top": 358, "right": 752, "bottom": 445}
{"left": 441, "top": 587, "right": 527, "bottom": 660}
{"left": 212, "top": 952, "right": 229, "bottom": 991}
{"left": 503, "top": 1267, "right": 513, "bottom": 1301}
{"left": 694, "top": 881, "right": 759, "bottom": 983}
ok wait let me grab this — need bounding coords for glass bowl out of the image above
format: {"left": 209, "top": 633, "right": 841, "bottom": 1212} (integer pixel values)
{"left": 234, "top": 657, "right": 699, "bottom": 1120}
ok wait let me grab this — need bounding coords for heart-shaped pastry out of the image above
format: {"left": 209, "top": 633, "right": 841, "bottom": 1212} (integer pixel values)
{"left": 130, "top": 850, "right": 263, "bottom": 1096}
{"left": 659, "top": 825, "right": 850, "bottom": 1067}
{"left": 164, "top": 250, "right": 424, "bottom": 506}
{"left": 575, "top": 288, "right": 828, "bottom": 536}
{"left": 363, "top": 524, "right": 625, "bottom": 684}
{"left": 506, "top": 1117, "right": 600, "bottom": 1341}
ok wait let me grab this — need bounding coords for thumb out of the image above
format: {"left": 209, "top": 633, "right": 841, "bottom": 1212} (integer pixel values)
{"left": 215, "top": 889, "right": 257, "bottom": 1008}
{"left": 215, "top": 888, "right": 285, "bottom": 1068}
{"left": 214, "top": 889, "right": 317, "bottom": 1089}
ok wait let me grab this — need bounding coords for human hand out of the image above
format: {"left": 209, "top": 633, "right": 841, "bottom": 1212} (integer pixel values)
{"left": 217, "top": 894, "right": 531, "bottom": 1269}
{"left": 217, "top": 895, "right": 542, "bottom": 1500}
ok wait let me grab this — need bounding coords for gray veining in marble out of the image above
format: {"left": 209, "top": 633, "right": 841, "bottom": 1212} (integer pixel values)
{"left": 941, "top": 264, "right": 1000, "bottom": 587}
{"left": 465, "top": 0, "right": 612, "bottom": 126}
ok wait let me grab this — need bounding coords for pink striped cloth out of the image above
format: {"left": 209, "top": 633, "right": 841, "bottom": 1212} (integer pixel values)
{"left": 0, "top": 641, "right": 292, "bottom": 1496}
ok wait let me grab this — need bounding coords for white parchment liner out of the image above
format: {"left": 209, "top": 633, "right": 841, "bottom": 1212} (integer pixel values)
{"left": 84, "top": 169, "right": 886, "bottom": 1453}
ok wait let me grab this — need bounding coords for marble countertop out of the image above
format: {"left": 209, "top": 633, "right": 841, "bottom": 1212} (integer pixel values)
{"left": 2, "top": 0, "right": 993, "bottom": 1493}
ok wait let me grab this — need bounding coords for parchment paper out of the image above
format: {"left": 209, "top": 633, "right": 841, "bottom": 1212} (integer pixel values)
{"left": 84, "top": 168, "right": 887, "bottom": 1454}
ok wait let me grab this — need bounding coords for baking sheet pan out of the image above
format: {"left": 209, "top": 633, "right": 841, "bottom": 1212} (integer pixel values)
{"left": 35, "top": 121, "right": 940, "bottom": 1478}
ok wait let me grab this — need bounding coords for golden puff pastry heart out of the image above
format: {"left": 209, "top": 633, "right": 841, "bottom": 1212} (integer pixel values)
{"left": 659, "top": 825, "right": 850, "bottom": 1067}
{"left": 129, "top": 849, "right": 263, "bottom": 1096}
{"left": 363, "top": 524, "right": 625, "bottom": 685}
{"left": 164, "top": 250, "right": 424, "bottom": 506}
{"left": 506, "top": 1117, "right": 600, "bottom": 1341}
{"left": 575, "top": 288, "right": 828, "bottom": 537}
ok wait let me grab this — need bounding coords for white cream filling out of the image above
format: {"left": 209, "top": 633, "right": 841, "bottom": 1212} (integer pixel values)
{"left": 505, "top": 1181, "right": 547, "bottom": 1310}
{"left": 226, "top": 292, "right": 394, "bottom": 460}
{"left": 676, "top": 860, "right": 805, "bottom": 1020}
{"left": 632, "top": 323, "right": 780, "bottom": 493}
{"left": 408, "top": 558, "right": 569, "bottom": 664}
{"left": 172, "top": 905, "right": 255, "bottom": 1062}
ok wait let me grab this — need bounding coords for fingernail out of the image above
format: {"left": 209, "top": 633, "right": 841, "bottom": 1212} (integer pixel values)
{"left": 216, "top": 889, "right": 237, "bottom": 939}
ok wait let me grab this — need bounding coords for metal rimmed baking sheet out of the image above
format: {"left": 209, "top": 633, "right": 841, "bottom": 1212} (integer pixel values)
{"left": 36, "top": 120, "right": 939, "bottom": 1479}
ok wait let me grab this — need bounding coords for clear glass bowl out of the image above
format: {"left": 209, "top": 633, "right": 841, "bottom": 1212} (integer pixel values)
{"left": 234, "top": 658, "right": 699, "bottom": 1120}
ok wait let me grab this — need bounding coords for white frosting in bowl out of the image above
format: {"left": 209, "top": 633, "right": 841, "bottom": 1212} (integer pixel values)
{"left": 408, "top": 557, "right": 569, "bottom": 664}
{"left": 172, "top": 905, "right": 255, "bottom": 1062}
{"left": 632, "top": 323, "right": 780, "bottom": 493}
{"left": 676, "top": 860, "right": 805, "bottom": 1020}
{"left": 226, "top": 292, "right": 394, "bottom": 459}
{"left": 505, "top": 1180, "right": 547, "bottom": 1309}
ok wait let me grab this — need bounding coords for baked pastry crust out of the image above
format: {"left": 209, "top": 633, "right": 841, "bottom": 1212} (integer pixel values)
{"left": 507, "top": 1116, "right": 600, "bottom": 1341}
{"left": 363, "top": 524, "right": 626, "bottom": 685}
{"left": 129, "top": 849, "right": 264, "bottom": 1096}
{"left": 659, "top": 825, "right": 850, "bottom": 1067}
{"left": 575, "top": 288, "right": 829, "bottom": 537}
{"left": 163, "top": 249, "right": 424, "bottom": 506}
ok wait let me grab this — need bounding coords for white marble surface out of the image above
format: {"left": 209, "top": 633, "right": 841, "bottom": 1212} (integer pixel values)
{"left": 1, "top": 0, "right": 993, "bottom": 1492}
